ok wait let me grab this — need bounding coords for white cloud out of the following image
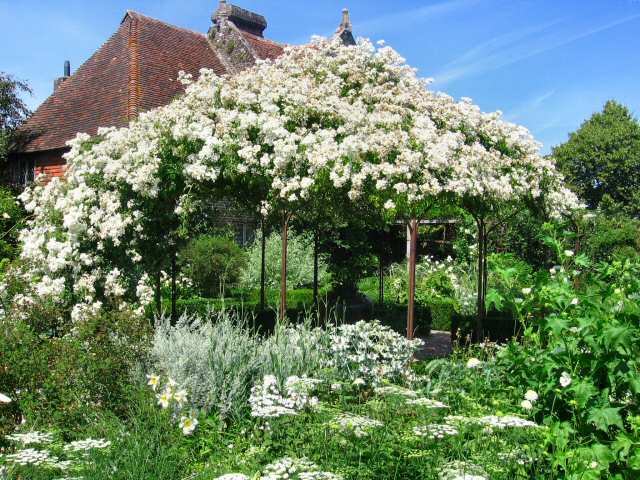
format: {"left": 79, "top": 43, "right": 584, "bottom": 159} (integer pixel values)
{"left": 505, "top": 89, "right": 556, "bottom": 121}
{"left": 433, "top": 13, "right": 640, "bottom": 86}
{"left": 353, "top": 0, "right": 482, "bottom": 37}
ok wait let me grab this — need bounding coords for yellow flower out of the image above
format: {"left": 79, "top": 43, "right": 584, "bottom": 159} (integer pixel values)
{"left": 146, "top": 374, "right": 160, "bottom": 391}
{"left": 179, "top": 415, "right": 198, "bottom": 435}
{"left": 157, "top": 389, "right": 172, "bottom": 409}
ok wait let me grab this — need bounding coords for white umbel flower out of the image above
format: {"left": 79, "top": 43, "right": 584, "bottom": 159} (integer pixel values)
{"left": 559, "top": 371, "right": 572, "bottom": 388}
{"left": 466, "top": 358, "right": 482, "bottom": 369}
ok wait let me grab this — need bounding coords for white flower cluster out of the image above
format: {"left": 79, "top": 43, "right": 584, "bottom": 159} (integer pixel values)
{"left": 374, "top": 385, "right": 418, "bottom": 398}
{"left": 438, "top": 460, "right": 488, "bottom": 480}
{"left": 521, "top": 389, "right": 538, "bottom": 410}
{"left": 63, "top": 438, "right": 111, "bottom": 452}
{"left": 413, "top": 423, "right": 459, "bottom": 439}
{"left": 331, "top": 413, "right": 384, "bottom": 438}
{"left": 6, "top": 431, "right": 54, "bottom": 445}
{"left": 476, "top": 415, "right": 539, "bottom": 429}
{"left": 406, "top": 397, "right": 448, "bottom": 408}
{"left": 249, "top": 375, "right": 320, "bottom": 418}
{"left": 444, "top": 414, "right": 538, "bottom": 430}
{"left": 260, "top": 457, "right": 342, "bottom": 480}
{"left": 327, "top": 320, "right": 423, "bottom": 386}
{"left": 215, "top": 475, "right": 250, "bottom": 480}
{"left": 13, "top": 37, "right": 579, "bottom": 318}
{"left": 4, "top": 448, "right": 55, "bottom": 466}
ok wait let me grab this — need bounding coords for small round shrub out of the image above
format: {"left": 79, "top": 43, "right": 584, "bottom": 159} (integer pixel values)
{"left": 179, "top": 234, "right": 246, "bottom": 297}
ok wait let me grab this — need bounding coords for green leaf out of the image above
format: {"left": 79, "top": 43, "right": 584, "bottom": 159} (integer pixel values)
{"left": 591, "top": 443, "right": 615, "bottom": 465}
{"left": 611, "top": 433, "right": 634, "bottom": 459}
{"left": 485, "top": 288, "right": 504, "bottom": 311}
{"left": 571, "top": 380, "right": 598, "bottom": 409}
{"left": 588, "top": 406, "right": 623, "bottom": 432}
{"left": 602, "top": 324, "right": 633, "bottom": 354}
{"left": 574, "top": 253, "right": 591, "bottom": 267}
{"left": 628, "top": 375, "right": 640, "bottom": 395}
{"left": 547, "top": 315, "right": 569, "bottom": 336}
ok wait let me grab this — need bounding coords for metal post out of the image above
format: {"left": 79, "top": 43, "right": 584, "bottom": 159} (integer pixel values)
{"left": 171, "top": 250, "right": 177, "bottom": 325}
{"left": 260, "top": 219, "right": 266, "bottom": 311}
{"left": 378, "top": 254, "right": 384, "bottom": 305}
{"left": 313, "top": 231, "right": 319, "bottom": 307}
{"left": 407, "top": 218, "right": 418, "bottom": 340}
{"left": 475, "top": 217, "right": 485, "bottom": 342}
{"left": 279, "top": 213, "right": 290, "bottom": 322}
{"left": 154, "top": 270, "right": 162, "bottom": 316}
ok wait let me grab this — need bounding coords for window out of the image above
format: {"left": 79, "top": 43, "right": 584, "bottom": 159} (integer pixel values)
{"left": 235, "top": 222, "right": 256, "bottom": 246}
{"left": 14, "top": 157, "right": 35, "bottom": 186}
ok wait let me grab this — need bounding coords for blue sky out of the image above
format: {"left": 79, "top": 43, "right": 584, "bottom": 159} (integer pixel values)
{"left": 2, "top": 0, "right": 639, "bottom": 153}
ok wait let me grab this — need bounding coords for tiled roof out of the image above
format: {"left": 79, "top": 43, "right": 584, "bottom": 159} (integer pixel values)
{"left": 18, "top": 11, "right": 283, "bottom": 153}
{"left": 241, "top": 31, "right": 285, "bottom": 60}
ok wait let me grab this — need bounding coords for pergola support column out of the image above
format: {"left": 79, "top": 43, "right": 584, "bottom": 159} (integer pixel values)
{"left": 407, "top": 218, "right": 418, "bottom": 340}
{"left": 279, "top": 212, "right": 291, "bottom": 322}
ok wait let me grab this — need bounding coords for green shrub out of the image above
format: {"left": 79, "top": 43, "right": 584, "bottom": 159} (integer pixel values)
{"left": 241, "top": 230, "right": 331, "bottom": 290}
{"left": 488, "top": 234, "right": 640, "bottom": 477}
{"left": 581, "top": 213, "right": 640, "bottom": 262}
{"left": 384, "top": 257, "right": 476, "bottom": 324}
{"left": 179, "top": 234, "right": 246, "bottom": 297}
{"left": 0, "top": 187, "right": 25, "bottom": 270}
{"left": 0, "top": 309, "right": 150, "bottom": 431}
{"left": 485, "top": 253, "right": 533, "bottom": 314}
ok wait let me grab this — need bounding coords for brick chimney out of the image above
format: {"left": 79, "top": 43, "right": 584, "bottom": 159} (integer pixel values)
{"left": 208, "top": 1, "right": 268, "bottom": 73}
{"left": 54, "top": 60, "right": 71, "bottom": 92}
{"left": 335, "top": 8, "right": 356, "bottom": 46}
{"left": 212, "top": 0, "right": 267, "bottom": 37}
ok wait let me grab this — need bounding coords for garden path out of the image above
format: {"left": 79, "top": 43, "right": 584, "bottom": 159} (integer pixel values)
{"left": 416, "top": 330, "right": 452, "bottom": 359}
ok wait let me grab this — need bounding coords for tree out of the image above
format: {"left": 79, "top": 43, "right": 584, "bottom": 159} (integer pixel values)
{"left": 553, "top": 100, "right": 640, "bottom": 216}
{"left": 0, "top": 73, "right": 31, "bottom": 164}
{"left": 9, "top": 39, "right": 578, "bottom": 331}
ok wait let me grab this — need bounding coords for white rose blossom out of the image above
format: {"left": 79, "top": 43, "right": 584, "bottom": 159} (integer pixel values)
{"left": 12, "top": 38, "right": 579, "bottom": 318}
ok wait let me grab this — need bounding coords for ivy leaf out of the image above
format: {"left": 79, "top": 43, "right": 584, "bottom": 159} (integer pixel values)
{"left": 588, "top": 406, "right": 623, "bottom": 432}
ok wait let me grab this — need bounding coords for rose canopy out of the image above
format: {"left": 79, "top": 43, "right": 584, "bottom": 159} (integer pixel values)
{"left": 11, "top": 37, "right": 579, "bottom": 323}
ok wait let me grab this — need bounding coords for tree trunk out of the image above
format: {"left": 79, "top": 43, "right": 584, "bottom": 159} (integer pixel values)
{"left": 313, "top": 231, "right": 319, "bottom": 308}
{"left": 260, "top": 219, "right": 267, "bottom": 312}
{"left": 475, "top": 217, "right": 486, "bottom": 342}
{"left": 279, "top": 213, "right": 290, "bottom": 322}
{"left": 407, "top": 218, "right": 418, "bottom": 340}
{"left": 171, "top": 250, "right": 178, "bottom": 325}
